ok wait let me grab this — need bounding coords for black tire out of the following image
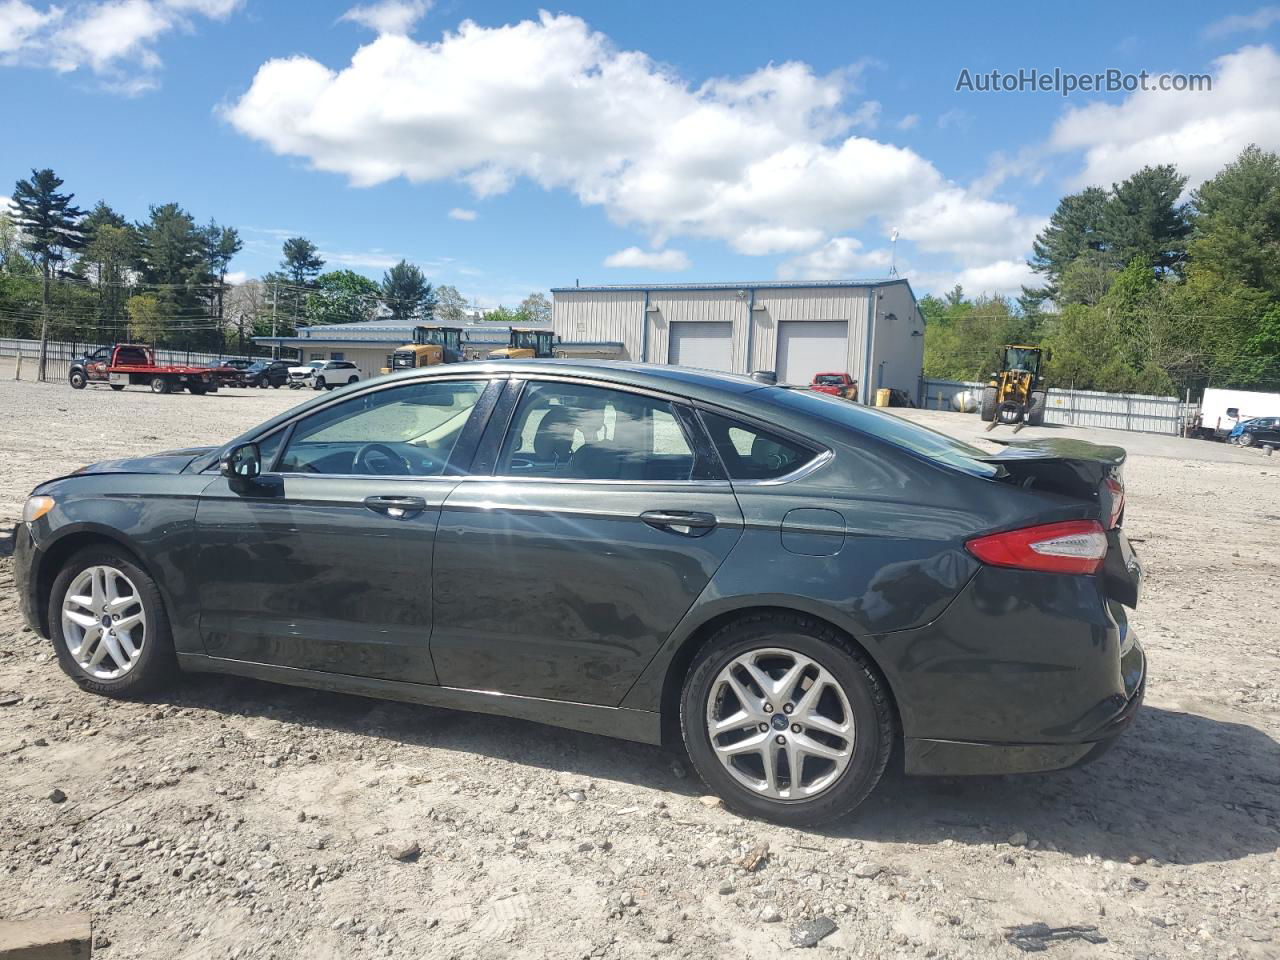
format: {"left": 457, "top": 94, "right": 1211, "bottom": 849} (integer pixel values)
{"left": 347, "top": 376, "right": 358, "bottom": 386}
{"left": 679, "top": 612, "right": 893, "bottom": 827}
{"left": 150, "top": 376, "right": 169, "bottom": 395}
{"left": 110, "top": 384, "right": 125, "bottom": 392}
{"left": 1239, "top": 431, "right": 1255, "bottom": 447}
{"left": 979, "top": 386, "right": 997, "bottom": 422}
{"left": 313, "top": 377, "right": 326, "bottom": 391}
{"left": 69, "top": 369, "right": 87, "bottom": 389}
{"left": 1027, "top": 391, "right": 1047, "bottom": 426}
{"left": 48, "top": 546, "right": 177, "bottom": 698}
{"left": 187, "top": 382, "right": 207, "bottom": 395}
{"left": 271, "top": 383, "right": 281, "bottom": 389}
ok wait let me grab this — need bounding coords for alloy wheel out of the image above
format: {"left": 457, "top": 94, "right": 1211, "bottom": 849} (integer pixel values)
{"left": 705, "top": 647, "right": 854, "bottom": 801}
{"left": 60, "top": 565, "right": 147, "bottom": 680}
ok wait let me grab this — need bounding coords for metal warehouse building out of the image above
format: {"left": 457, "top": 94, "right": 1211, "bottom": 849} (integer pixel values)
{"left": 551, "top": 279, "right": 924, "bottom": 402}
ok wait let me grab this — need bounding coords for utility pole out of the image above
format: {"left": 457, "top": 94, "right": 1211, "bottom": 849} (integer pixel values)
{"left": 270, "top": 280, "right": 279, "bottom": 359}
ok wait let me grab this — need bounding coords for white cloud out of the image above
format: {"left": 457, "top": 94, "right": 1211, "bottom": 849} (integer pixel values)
{"left": 320, "top": 249, "right": 404, "bottom": 270}
{"left": 224, "top": 269, "right": 248, "bottom": 285}
{"left": 777, "top": 236, "right": 891, "bottom": 280}
{"left": 447, "top": 207, "right": 476, "bottom": 221}
{"left": 0, "top": 0, "right": 61, "bottom": 55}
{"left": 340, "top": 0, "right": 429, "bottom": 35}
{"left": 1050, "top": 44, "right": 1280, "bottom": 189}
{"left": 602, "top": 246, "right": 691, "bottom": 271}
{"left": 1204, "top": 6, "right": 1280, "bottom": 38}
{"left": 224, "top": 12, "right": 1032, "bottom": 267}
{"left": 917, "top": 259, "right": 1038, "bottom": 299}
{"left": 895, "top": 113, "right": 919, "bottom": 131}
{"left": 2, "top": 0, "right": 240, "bottom": 91}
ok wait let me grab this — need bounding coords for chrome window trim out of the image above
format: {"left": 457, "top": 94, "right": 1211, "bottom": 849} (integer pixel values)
{"left": 458, "top": 475, "right": 732, "bottom": 488}
{"left": 729, "top": 447, "right": 835, "bottom": 487}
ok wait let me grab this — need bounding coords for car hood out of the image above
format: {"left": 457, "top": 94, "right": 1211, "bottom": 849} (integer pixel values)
{"left": 74, "top": 445, "right": 217, "bottom": 476}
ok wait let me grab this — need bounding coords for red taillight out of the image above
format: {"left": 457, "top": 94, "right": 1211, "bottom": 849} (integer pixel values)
{"left": 1103, "top": 475, "right": 1124, "bottom": 528}
{"left": 966, "top": 520, "right": 1108, "bottom": 575}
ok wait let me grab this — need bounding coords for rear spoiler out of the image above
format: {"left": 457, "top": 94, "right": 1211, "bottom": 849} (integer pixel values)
{"left": 976, "top": 438, "right": 1126, "bottom": 528}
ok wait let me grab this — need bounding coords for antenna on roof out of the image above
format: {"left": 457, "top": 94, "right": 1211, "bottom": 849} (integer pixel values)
{"left": 576, "top": 278, "right": 580, "bottom": 287}
{"left": 889, "top": 229, "right": 900, "bottom": 278}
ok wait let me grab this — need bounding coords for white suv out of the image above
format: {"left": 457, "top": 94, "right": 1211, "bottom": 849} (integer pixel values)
{"left": 288, "top": 360, "right": 361, "bottom": 390}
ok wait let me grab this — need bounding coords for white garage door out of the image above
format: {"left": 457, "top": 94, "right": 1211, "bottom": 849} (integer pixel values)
{"left": 668, "top": 322, "right": 733, "bottom": 372}
{"left": 777, "top": 320, "right": 850, "bottom": 386}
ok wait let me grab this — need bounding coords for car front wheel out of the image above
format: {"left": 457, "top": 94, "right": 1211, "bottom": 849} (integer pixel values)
{"left": 680, "top": 613, "right": 893, "bottom": 826}
{"left": 69, "top": 370, "right": 87, "bottom": 389}
{"left": 49, "top": 548, "right": 177, "bottom": 697}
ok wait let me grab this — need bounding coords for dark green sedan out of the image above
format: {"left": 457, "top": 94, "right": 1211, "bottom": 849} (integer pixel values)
{"left": 14, "top": 360, "right": 1144, "bottom": 825}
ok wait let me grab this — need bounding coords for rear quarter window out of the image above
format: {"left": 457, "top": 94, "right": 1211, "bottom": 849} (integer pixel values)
{"left": 699, "top": 411, "right": 819, "bottom": 481}
{"left": 766, "top": 388, "right": 999, "bottom": 479}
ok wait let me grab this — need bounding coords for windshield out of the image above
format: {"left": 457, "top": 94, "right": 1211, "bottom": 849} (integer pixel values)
{"left": 1003, "top": 347, "right": 1040, "bottom": 374}
{"left": 814, "top": 375, "right": 845, "bottom": 386}
{"left": 513, "top": 330, "right": 539, "bottom": 350}
{"left": 764, "top": 388, "right": 998, "bottom": 478}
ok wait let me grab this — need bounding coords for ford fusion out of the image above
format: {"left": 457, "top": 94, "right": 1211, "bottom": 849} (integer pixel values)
{"left": 14, "top": 361, "right": 1144, "bottom": 825}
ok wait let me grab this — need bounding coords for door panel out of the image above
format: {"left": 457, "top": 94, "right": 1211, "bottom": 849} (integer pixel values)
{"left": 194, "top": 475, "right": 456, "bottom": 683}
{"left": 431, "top": 478, "right": 742, "bottom": 704}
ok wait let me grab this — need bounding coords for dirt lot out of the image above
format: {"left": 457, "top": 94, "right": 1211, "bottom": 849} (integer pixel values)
{"left": 0, "top": 375, "right": 1277, "bottom": 960}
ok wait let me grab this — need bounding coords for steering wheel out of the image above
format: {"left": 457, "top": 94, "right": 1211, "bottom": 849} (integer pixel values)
{"left": 353, "top": 442, "right": 412, "bottom": 476}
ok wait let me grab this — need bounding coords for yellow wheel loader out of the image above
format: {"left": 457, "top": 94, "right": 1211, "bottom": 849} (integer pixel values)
{"left": 487, "top": 328, "right": 555, "bottom": 360}
{"left": 381, "top": 326, "right": 465, "bottom": 373}
{"left": 980, "top": 345, "right": 1050, "bottom": 430}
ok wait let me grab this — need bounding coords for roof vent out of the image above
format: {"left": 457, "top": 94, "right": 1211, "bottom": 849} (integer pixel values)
{"left": 750, "top": 370, "right": 778, "bottom": 384}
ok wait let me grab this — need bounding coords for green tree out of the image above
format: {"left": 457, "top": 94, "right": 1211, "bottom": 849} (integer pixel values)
{"left": 11, "top": 168, "right": 85, "bottom": 379}
{"left": 1026, "top": 187, "right": 1110, "bottom": 302}
{"left": 517, "top": 291, "right": 552, "bottom": 326}
{"left": 201, "top": 221, "right": 243, "bottom": 325}
{"left": 482, "top": 305, "right": 518, "bottom": 327}
{"left": 1099, "top": 164, "right": 1190, "bottom": 275}
{"left": 135, "top": 203, "right": 208, "bottom": 348}
{"left": 306, "top": 269, "right": 380, "bottom": 326}
{"left": 77, "top": 203, "right": 138, "bottom": 336}
{"left": 1188, "top": 144, "right": 1280, "bottom": 297}
{"left": 434, "top": 283, "right": 469, "bottom": 325}
{"left": 281, "top": 236, "right": 324, "bottom": 287}
{"left": 380, "top": 260, "right": 435, "bottom": 323}
{"left": 126, "top": 293, "right": 167, "bottom": 344}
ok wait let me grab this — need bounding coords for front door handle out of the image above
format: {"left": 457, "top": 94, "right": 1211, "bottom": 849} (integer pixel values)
{"left": 364, "top": 495, "right": 427, "bottom": 519}
{"left": 640, "top": 510, "right": 717, "bottom": 536}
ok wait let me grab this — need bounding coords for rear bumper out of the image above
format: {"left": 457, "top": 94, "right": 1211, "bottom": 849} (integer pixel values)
{"left": 904, "top": 639, "right": 1146, "bottom": 775}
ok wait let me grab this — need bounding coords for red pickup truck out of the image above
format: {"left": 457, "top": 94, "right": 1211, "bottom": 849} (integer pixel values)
{"left": 810, "top": 372, "right": 858, "bottom": 401}
{"left": 68, "top": 344, "right": 230, "bottom": 395}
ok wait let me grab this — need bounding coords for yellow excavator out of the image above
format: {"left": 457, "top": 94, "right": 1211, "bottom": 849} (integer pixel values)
{"left": 381, "top": 325, "right": 464, "bottom": 373}
{"left": 487, "top": 328, "right": 555, "bottom": 360}
{"left": 980, "top": 344, "right": 1050, "bottom": 430}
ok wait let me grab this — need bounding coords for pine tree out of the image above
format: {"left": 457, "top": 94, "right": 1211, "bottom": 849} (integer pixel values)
{"left": 11, "top": 168, "right": 85, "bottom": 379}
{"left": 381, "top": 260, "right": 435, "bottom": 323}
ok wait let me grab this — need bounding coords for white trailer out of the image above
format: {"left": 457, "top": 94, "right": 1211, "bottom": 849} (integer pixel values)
{"left": 1197, "top": 387, "right": 1280, "bottom": 438}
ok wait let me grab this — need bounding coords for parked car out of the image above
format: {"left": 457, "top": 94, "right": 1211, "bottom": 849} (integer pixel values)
{"left": 211, "top": 357, "right": 254, "bottom": 387}
{"left": 810, "top": 372, "right": 858, "bottom": 401}
{"left": 288, "top": 359, "right": 359, "bottom": 390}
{"left": 13, "top": 361, "right": 1144, "bottom": 825}
{"left": 67, "top": 347, "right": 113, "bottom": 388}
{"left": 243, "top": 359, "right": 292, "bottom": 389}
{"left": 1229, "top": 416, "right": 1280, "bottom": 447}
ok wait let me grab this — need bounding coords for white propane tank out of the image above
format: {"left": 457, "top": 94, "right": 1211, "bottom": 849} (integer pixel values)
{"left": 952, "top": 390, "right": 979, "bottom": 413}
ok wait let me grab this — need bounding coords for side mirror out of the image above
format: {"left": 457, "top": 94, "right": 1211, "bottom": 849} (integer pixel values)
{"left": 221, "top": 441, "right": 262, "bottom": 480}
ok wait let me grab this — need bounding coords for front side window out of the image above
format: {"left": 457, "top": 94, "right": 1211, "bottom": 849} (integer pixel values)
{"left": 701, "top": 411, "right": 818, "bottom": 480}
{"left": 498, "top": 381, "right": 695, "bottom": 481}
{"left": 277, "top": 379, "right": 486, "bottom": 476}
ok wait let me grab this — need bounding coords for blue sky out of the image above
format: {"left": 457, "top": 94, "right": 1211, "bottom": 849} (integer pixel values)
{"left": 3, "top": 0, "right": 1280, "bottom": 307}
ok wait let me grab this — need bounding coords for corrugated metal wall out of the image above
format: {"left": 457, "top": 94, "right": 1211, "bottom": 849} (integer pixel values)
{"left": 919, "top": 376, "right": 1191, "bottom": 435}
{"left": 648, "top": 289, "right": 749, "bottom": 369}
{"left": 870, "top": 283, "right": 926, "bottom": 398}
{"left": 552, "top": 291, "right": 645, "bottom": 360}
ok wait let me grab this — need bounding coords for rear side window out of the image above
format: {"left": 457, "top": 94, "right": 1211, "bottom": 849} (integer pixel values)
{"left": 700, "top": 411, "right": 818, "bottom": 480}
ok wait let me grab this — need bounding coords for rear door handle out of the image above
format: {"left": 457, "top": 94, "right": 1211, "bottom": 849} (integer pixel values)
{"left": 364, "top": 495, "right": 427, "bottom": 519}
{"left": 640, "top": 510, "right": 717, "bottom": 536}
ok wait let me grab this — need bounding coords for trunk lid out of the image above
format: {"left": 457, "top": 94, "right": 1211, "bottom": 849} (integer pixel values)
{"left": 977, "top": 437, "right": 1140, "bottom": 607}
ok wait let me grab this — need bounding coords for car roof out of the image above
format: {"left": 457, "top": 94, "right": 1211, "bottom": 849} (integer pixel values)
{"left": 401, "top": 359, "right": 770, "bottom": 399}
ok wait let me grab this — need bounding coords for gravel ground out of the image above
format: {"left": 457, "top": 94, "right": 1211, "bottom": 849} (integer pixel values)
{"left": 1, "top": 375, "right": 1278, "bottom": 959}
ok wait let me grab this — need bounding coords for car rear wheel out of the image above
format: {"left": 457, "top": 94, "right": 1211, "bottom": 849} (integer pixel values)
{"left": 69, "top": 370, "right": 87, "bottom": 389}
{"left": 150, "top": 376, "right": 169, "bottom": 394}
{"left": 314, "top": 377, "right": 326, "bottom": 390}
{"left": 49, "top": 548, "right": 176, "bottom": 697}
{"left": 1239, "top": 431, "right": 1255, "bottom": 447}
{"left": 680, "top": 613, "right": 893, "bottom": 826}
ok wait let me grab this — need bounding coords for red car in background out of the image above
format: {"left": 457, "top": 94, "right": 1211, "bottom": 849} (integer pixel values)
{"left": 810, "top": 372, "right": 858, "bottom": 401}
